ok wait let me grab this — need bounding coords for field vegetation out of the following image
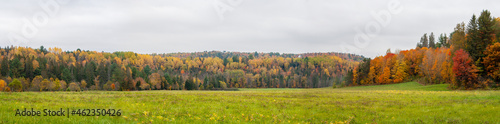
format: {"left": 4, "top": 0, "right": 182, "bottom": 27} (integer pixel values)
{"left": 1, "top": 82, "right": 498, "bottom": 123}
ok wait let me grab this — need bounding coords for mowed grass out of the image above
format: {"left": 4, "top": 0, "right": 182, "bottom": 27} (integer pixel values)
{"left": 0, "top": 82, "right": 499, "bottom": 123}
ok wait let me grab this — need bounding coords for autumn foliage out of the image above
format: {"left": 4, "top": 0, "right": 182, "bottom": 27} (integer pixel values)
{"left": 483, "top": 43, "right": 500, "bottom": 84}
{"left": 349, "top": 47, "right": 453, "bottom": 86}
{"left": 452, "top": 49, "right": 479, "bottom": 89}
{"left": 346, "top": 10, "right": 500, "bottom": 90}
{"left": 0, "top": 46, "right": 361, "bottom": 91}
{"left": 0, "top": 80, "right": 6, "bottom": 91}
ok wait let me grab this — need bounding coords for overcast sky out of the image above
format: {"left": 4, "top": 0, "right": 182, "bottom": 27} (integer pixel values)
{"left": 1, "top": 0, "right": 499, "bottom": 58}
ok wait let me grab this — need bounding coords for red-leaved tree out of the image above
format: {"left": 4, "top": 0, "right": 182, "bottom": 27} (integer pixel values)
{"left": 452, "top": 49, "right": 479, "bottom": 89}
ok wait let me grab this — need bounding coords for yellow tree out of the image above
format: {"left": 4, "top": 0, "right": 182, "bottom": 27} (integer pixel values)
{"left": 40, "top": 79, "right": 50, "bottom": 91}
{"left": 31, "top": 76, "right": 43, "bottom": 91}
{"left": 439, "top": 60, "right": 449, "bottom": 81}
{"left": 352, "top": 67, "right": 358, "bottom": 85}
{"left": 393, "top": 59, "right": 408, "bottom": 83}
{"left": 80, "top": 80, "right": 87, "bottom": 90}
{"left": 0, "top": 80, "right": 6, "bottom": 91}
{"left": 54, "top": 79, "right": 61, "bottom": 91}
{"left": 440, "top": 48, "right": 454, "bottom": 83}
{"left": 365, "top": 65, "right": 376, "bottom": 85}
{"left": 32, "top": 60, "right": 39, "bottom": 69}
{"left": 379, "top": 66, "right": 392, "bottom": 84}
{"left": 149, "top": 73, "right": 162, "bottom": 90}
{"left": 483, "top": 42, "right": 500, "bottom": 84}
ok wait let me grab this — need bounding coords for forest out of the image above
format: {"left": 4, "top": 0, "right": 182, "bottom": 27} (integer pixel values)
{"left": 345, "top": 10, "right": 500, "bottom": 90}
{"left": 0, "top": 45, "right": 363, "bottom": 91}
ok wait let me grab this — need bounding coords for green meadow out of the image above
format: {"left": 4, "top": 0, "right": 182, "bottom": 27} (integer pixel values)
{"left": 0, "top": 82, "right": 499, "bottom": 123}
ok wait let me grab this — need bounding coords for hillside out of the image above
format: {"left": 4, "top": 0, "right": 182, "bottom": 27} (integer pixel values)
{"left": 0, "top": 46, "right": 363, "bottom": 92}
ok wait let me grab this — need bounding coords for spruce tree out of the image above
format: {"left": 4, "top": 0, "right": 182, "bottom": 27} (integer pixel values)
{"left": 429, "top": 32, "right": 436, "bottom": 48}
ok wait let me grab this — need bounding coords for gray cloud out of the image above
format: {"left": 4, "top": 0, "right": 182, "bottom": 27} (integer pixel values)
{"left": 1, "top": 0, "right": 499, "bottom": 58}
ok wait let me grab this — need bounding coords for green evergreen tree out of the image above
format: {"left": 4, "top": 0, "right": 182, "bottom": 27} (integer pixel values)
{"left": 112, "top": 66, "right": 125, "bottom": 90}
{"left": 61, "top": 68, "right": 73, "bottom": 83}
{"left": 429, "top": 32, "right": 436, "bottom": 48}
{"left": 476, "top": 10, "right": 497, "bottom": 75}
{"left": 465, "top": 14, "right": 479, "bottom": 60}
{"left": 9, "top": 57, "right": 23, "bottom": 78}
{"left": 1, "top": 57, "right": 9, "bottom": 77}
{"left": 232, "top": 55, "right": 239, "bottom": 63}
{"left": 143, "top": 65, "right": 151, "bottom": 80}
{"left": 437, "top": 33, "right": 449, "bottom": 48}
{"left": 418, "top": 33, "right": 429, "bottom": 48}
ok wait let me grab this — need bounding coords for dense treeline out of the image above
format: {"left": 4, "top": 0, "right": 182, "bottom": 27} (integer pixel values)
{"left": 346, "top": 10, "right": 500, "bottom": 90}
{"left": 0, "top": 46, "right": 361, "bottom": 92}
{"left": 158, "top": 51, "right": 364, "bottom": 62}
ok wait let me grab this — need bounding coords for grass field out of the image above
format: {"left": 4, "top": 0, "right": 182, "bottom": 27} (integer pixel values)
{"left": 0, "top": 82, "right": 499, "bottom": 123}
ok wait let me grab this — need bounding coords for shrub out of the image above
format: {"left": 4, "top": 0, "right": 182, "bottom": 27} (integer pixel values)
{"left": 0, "top": 80, "right": 6, "bottom": 91}
{"left": 140, "top": 83, "right": 150, "bottom": 90}
{"left": 30, "top": 76, "right": 43, "bottom": 91}
{"left": 68, "top": 82, "right": 81, "bottom": 92}
{"left": 54, "top": 79, "right": 61, "bottom": 91}
{"left": 40, "top": 79, "right": 50, "bottom": 91}
{"left": 19, "top": 77, "right": 30, "bottom": 91}
{"left": 133, "top": 78, "right": 146, "bottom": 91}
{"left": 89, "top": 86, "right": 97, "bottom": 90}
{"left": 8, "top": 79, "right": 23, "bottom": 92}
{"left": 199, "top": 84, "right": 204, "bottom": 90}
{"left": 103, "top": 81, "right": 113, "bottom": 91}
{"left": 80, "top": 80, "right": 87, "bottom": 90}
{"left": 60, "top": 81, "right": 67, "bottom": 91}
{"left": 219, "top": 81, "right": 227, "bottom": 89}
{"left": 4, "top": 87, "right": 11, "bottom": 92}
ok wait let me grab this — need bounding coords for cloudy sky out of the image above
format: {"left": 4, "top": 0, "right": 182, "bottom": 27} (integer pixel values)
{"left": 1, "top": 0, "right": 499, "bottom": 58}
